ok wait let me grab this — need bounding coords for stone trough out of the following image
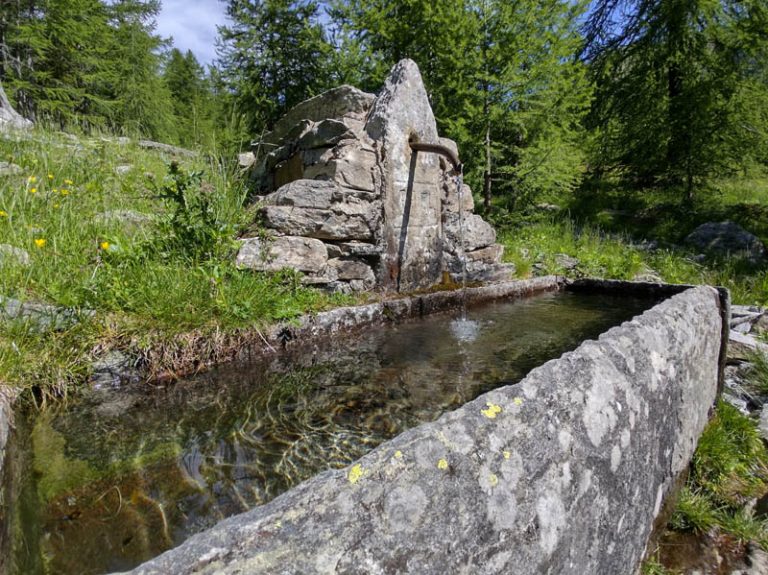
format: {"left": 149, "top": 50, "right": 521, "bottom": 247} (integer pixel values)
{"left": 0, "top": 58, "right": 731, "bottom": 575}
{"left": 108, "top": 278, "right": 726, "bottom": 575}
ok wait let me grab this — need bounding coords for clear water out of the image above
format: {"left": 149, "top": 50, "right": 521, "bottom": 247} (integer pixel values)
{"left": 7, "top": 291, "right": 658, "bottom": 574}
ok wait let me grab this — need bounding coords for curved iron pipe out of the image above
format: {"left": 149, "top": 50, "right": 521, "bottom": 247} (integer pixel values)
{"left": 409, "top": 141, "right": 462, "bottom": 174}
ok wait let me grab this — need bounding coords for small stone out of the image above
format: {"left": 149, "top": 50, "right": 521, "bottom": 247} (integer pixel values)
{"left": 728, "top": 331, "right": 768, "bottom": 362}
{"left": 328, "top": 258, "right": 376, "bottom": 284}
{"left": 0, "top": 161, "right": 23, "bottom": 176}
{"left": 238, "top": 152, "right": 256, "bottom": 168}
{"left": 685, "top": 221, "right": 767, "bottom": 262}
{"left": 90, "top": 350, "right": 140, "bottom": 389}
{"left": 236, "top": 236, "right": 328, "bottom": 274}
{"left": 0, "top": 244, "right": 30, "bottom": 267}
{"left": 115, "top": 164, "right": 133, "bottom": 176}
{"left": 555, "top": 253, "right": 580, "bottom": 271}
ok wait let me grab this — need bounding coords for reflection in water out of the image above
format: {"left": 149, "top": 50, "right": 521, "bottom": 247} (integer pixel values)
{"left": 9, "top": 292, "right": 657, "bottom": 574}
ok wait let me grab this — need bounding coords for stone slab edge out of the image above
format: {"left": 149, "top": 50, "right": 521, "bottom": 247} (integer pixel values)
{"left": 242, "top": 276, "right": 565, "bottom": 361}
{"left": 567, "top": 278, "right": 730, "bottom": 398}
{"left": 123, "top": 285, "right": 724, "bottom": 575}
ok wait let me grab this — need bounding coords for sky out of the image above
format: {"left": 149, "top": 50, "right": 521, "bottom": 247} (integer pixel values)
{"left": 155, "top": 0, "right": 228, "bottom": 66}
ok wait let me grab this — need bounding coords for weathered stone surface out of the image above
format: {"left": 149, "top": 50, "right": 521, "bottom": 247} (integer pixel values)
{"left": 273, "top": 153, "right": 304, "bottom": 189}
{"left": 685, "top": 221, "right": 767, "bottom": 262}
{"left": 328, "top": 257, "right": 376, "bottom": 284}
{"left": 0, "top": 161, "right": 22, "bottom": 176}
{"left": 366, "top": 59, "right": 443, "bottom": 291}
{"left": 297, "top": 119, "right": 352, "bottom": 150}
{"left": 263, "top": 179, "right": 338, "bottom": 210}
{"left": 260, "top": 202, "right": 378, "bottom": 241}
{"left": 728, "top": 331, "right": 768, "bottom": 361}
{"left": 0, "top": 384, "right": 17, "bottom": 575}
{"left": 555, "top": 253, "right": 580, "bottom": 271}
{"left": 443, "top": 180, "right": 474, "bottom": 213}
{"left": 0, "top": 295, "right": 94, "bottom": 331}
{"left": 444, "top": 212, "right": 497, "bottom": 252}
{"left": 333, "top": 241, "right": 379, "bottom": 258}
{"left": 138, "top": 140, "right": 197, "bottom": 157}
{"left": 0, "top": 244, "right": 30, "bottom": 267}
{"left": 238, "top": 152, "right": 256, "bottom": 169}
{"left": 236, "top": 236, "right": 328, "bottom": 273}
{"left": 303, "top": 143, "right": 377, "bottom": 192}
{"left": 0, "top": 83, "right": 31, "bottom": 130}
{"left": 90, "top": 350, "right": 141, "bottom": 389}
{"left": 125, "top": 286, "right": 723, "bottom": 575}
{"left": 465, "top": 244, "right": 504, "bottom": 264}
{"left": 263, "top": 86, "right": 375, "bottom": 146}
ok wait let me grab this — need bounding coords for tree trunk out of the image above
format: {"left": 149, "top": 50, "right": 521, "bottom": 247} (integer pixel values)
{"left": 483, "top": 120, "right": 491, "bottom": 212}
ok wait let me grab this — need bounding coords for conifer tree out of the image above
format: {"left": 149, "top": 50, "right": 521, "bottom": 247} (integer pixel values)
{"left": 586, "top": 0, "right": 768, "bottom": 197}
{"left": 217, "top": 0, "right": 335, "bottom": 133}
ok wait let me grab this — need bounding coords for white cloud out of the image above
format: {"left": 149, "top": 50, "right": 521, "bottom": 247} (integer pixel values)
{"left": 156, "top": 0, "right": 228, "bottom": 65}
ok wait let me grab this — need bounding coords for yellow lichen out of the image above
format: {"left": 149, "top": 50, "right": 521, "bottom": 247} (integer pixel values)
{"left": 394, "top": 450, "right": 403, "bottom": 459}
{"left": 348, "top": 464, "right": 364, "bottom": 484}
{"left": 503, "top": 451, "right": 511, "bottom": 460}
{"left": 488, "top": 473, "right": 499, "bottom": 487}
{"left": 481, "top": 402, "right": 502, "bottom": 419}
{"left": 437, "top": 458, "right": 449, "bottom": 470}
{"left": 513, "top": 397, "right": 524, "bottom": 406}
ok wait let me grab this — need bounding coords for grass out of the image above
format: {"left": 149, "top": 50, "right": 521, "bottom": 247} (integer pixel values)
{"left": 0, "top": 129, "right": 351, "bottom": 398}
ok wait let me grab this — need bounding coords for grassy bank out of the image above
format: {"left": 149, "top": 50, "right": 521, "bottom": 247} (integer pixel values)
{"left": 0, "top": 130, "right": 350, "bottom": 399}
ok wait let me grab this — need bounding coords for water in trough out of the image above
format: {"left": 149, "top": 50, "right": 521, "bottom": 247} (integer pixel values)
{"left": 6, "top": 291, "right": 658, "bottom": 574}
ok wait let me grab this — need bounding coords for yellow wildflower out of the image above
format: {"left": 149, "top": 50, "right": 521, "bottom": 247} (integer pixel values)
{"left": 64, "top": 179, "right": 73, "bottom": 185}
{"left": 503, "top": 451, "right": 511, "bottom": 460}
{"left": 60, "top": 189, "right": 69, "bottom": 196}
{"left": 47, "top": 173, "right": 53, "bottom": 180}
{"left": 27, "top": 175, "right": 37, "bottom": 183}
{"left": 394, "top": 450, "right": 403, "bottom": 459}
{"left": 488, "top": 473, "right": 499, "bottom": 487}
{"left": 100, "top": 241, "right": 110, "bottom": 250}
{"left": 481, "top": 402, "right": 502, "bottom": 419}
{"left": 513, "top": 397, "right": 524, "bottom": 406}
{"left": 29, "top": 187, "right": 37, "bottom": 194}
{"left": 0, "top": 210, "right": 7, "bottom": 217}
{"left": 34, "top": 238, "right": 46, "bottom": 248}
{"left": 53, "top": 203, "right": 60, "bottom": 209}
{"left": 437, "top": 458, "right": 449, "bottom": 470}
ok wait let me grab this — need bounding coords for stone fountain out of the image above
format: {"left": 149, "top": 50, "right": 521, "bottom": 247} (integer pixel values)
{"left": 236, "top": 59, "right": 512, "bottom": 292}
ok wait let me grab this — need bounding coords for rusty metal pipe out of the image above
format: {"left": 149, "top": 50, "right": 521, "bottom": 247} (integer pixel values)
{"left": 409, "top": 141, "right": 462, "bottom": 174}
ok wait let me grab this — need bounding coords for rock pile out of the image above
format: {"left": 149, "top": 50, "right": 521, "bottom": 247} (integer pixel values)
{"left": 236, "top": 60, "right": 510, "bottom": 292}
{"left": 722, "top": 304, "right": 768, "bottom": 441}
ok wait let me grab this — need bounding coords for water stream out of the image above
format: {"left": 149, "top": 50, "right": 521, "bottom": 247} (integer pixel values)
{"left": 5, "top": 291, "right": 659, "bottom": 574}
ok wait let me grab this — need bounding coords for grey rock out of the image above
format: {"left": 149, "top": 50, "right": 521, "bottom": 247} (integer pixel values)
{"left": 328, "top": 257, "right": 376, "bottom": 285}
{"left": 0, "top": 161, "right": 22, "bottom": 176}
{"left": 238, "top": 152, "right": 256, "bottom": 168}
{"left": 685, "top": 221, "right": 768, "bottom": 262}
{"left": 125, "top": 286, "right": 722, "bottom": 575}
{"left": 366, "top": 59, "right": 444, "bottom": 291}
{"left": 236, "top": 236, "right": 328, "bottom": 274}
{"left": 262, "top": 179, "right": 338, "bottom": 210}
{"left": 760, "top": 405, "right": 768, "bottom": 443}
{"left": 728, "top": 331, "right": 768, "bottom": 361}
{"left": 444, "top": 212, "right": 497, "bottom": 252}
{"left": 303, "top": 143, "right": 377, "bottom": 192}
{"left": 536, "top": 203, "right": 561, "bottom": 212}
{"left": 297, "top": 119, "right": 352, "bottom": 150}
{"left": 555, "top": 253, "right": 580, "bottom": 271}
{"left": 138, "top": 140, "right": 197, "bottom": 157}
{"left": 0, "top": 83, "right": 32, "bottom": 130}
{"left": 261, "top": 86, "right": 375, "bottom": 147}
{"left": 0, "top": 244, "right": 30, "bottom": 267}
{"left": 114, "top": 164, "right": 133, "bottom": 176}
{"left": 0, "top": 295, "right": 94, "bottom": 331}
{"left": 260, "top": 203, "right": 378, "bottom": 241}
{"left": 90, "top": 351, "right": 141, "bottom": 389}
{"left": 465, "top": 244, "right": 504, "bottom": 265}
{"left": 443, "top": 180, "right": 474, "bottom": 214}
{"left": 334, "top": 241, "right": 380, "bottom": 258}
{"left": 632, "top": 265, "right": 663, "bottom": 283}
